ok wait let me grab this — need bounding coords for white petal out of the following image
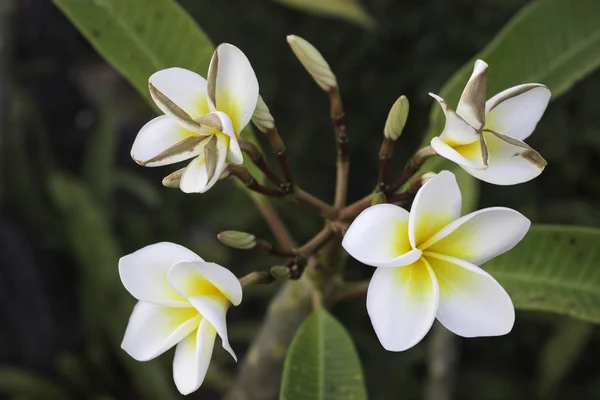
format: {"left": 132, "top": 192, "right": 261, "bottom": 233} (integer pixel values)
{"left": 408, "top": 171, "right": 462, "bottom": 249}
{"left": 189, "top": 295, "right": 236, "bottom": 361}
{"left": 456, "top": 59, "right": 488, "bottom": 129}
{"left": 172, "top": 320, "right": 216, "bottom": 395}
{"left": 485, "top": 84, "right": 551, "bottom": 141}
{"left": 425, "top": 252, "right": 514, "bottom": 337}
{"left": 131, "top": 116, "right": 206, "bottom": 167}
{"left": 422, "top": 207, "right": 530, "bottom": 265}
{"left": 207, "top": 44, "right": 259, "bottom": 135}
{"left": 367, "top": 259, "right": 439, "bottom": 351}
{"left": 121, "top": 302, "right": 200, "bottom": 361}
{"left": 168, "top": 261, "right": 243, "bottom": 306}
{"left": 342, "top": 204, "right": 422, "bottom": 268}
{"left": 462, "top": 131, "right": 546, "bottom": 185}
{"left": 431, "top": 136, "right": 488, "bottom": 170}
{"left": 429, "top": 93, "right": 480, "bottom": 146}
{"left": 119, "top": 242, "right": 202, "bottom": 306}
{"left": 179, "top": 134, "right": 228, "bottom": 193}
{"left": 197, "top": 111, "right": 243, "bottom": 165}
{"left": 149, "top": 68, "right": 209, "bottom": 120}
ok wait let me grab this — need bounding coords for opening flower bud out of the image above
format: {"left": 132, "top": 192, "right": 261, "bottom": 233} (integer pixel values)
{"left": 286, "top": 35, "right": 338, "bottom": 92}
{"left": 252, "top": 95, "right": 275, "bottom": 134}
{"left": 384, "top": 95, "right": 409, "bottom": 141}
{"left": 218, "top": 231, "right": 256, "bottom": 250}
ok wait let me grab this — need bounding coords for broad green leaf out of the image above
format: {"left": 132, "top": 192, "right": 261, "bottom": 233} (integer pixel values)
{"left": 485, "top": 225, "right": 600, "bottom": 324}
{"left": 54, "top": 0, "right": 265, "bottom": 182}
{"left": 272, "top": 0, "right": 376, "bottom": 30}
{"left": 0, "top": 368, "right": 70, "bottom": 399}
{"left": 280, "top": 308, "right": 367, "bottom": 400}
{"left": 537, "top": 318, "right": 593, "bottom": 398}
{"left": 49, "top": 173, "right": 178, "bottom": 400}
{"left": 419, "top": 0, "right": 600, "bottom": 208}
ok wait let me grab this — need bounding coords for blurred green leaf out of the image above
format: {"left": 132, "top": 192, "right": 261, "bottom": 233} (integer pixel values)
{"left": 272, "top": 0, "right": 376, "bottom": 30}
{"left": 485, "top": 225, "right": 600, "bottom": 323}
{"left": 48, "top": 173, "right": 178, "bottom": 400}
{"left": 0, "top": 367, "right": 70, "bottom": 399}
{"left": 537, "top": 318, "right": 594, "bottom": 399}
{"left": 280, "top": 308, "right": 367, "bottom": 400}
{"left": 420, "top": 0, "right": 600, "bottom": 208}
{"left": 116, "top": 170, "right": 162, "bottom": 209}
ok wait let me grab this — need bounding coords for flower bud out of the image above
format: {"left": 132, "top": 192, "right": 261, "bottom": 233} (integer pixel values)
{"left": 162, "top": 168, "right": 185, "bottom": 188}
{"left": 287, "top": 35, "right": 338, "bottom": 92}
{"left": 252, "top": 95, "right": 275, "bottom": 134}
{"left": 217, "top": 231, "right": 256, "bottom": 250}
{"left": 270, "top": 265, "right": 291, "bottom": 281}
{"left": 384, "top": 95, "right": 409, "bottom": 141}
{"left": 371, "top": 191, "right": 387, "bottom": 206}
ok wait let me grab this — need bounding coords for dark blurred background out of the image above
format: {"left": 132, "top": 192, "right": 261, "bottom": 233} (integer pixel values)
{"left": 2, "top": 0, "right": 600, "bottom": 399}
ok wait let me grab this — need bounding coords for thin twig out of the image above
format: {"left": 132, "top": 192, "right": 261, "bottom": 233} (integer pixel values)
{"left": 339, "top": 194, "right": 372, "bottom": 220}
{"left": 291, "top": 187, "right": 339, "bottom": 220}
{"left": 331, "top": 280, "right": 369, "bottom": 304}
{"left": 239, "top": 139, "right": 283, "bottom": 186}
{"left": 330, "top": 88, "right": 349, "bottom": 208}
{"left": 255, "top": 238, "right": 296, "bottom": 258}
{"left": 248, "top": 194, "right": 296, "bottom": 250}
{"left": 378, "top": 137, "right": 394, "bottom": 187}
{"left": 388, "top": 146, "right": 437, "bottom": 194}
{"left": 228, "top": 165, "right": 285, "bottom": 198}
{"left": 296, "top": 226, "right": 335, "bottom": 258}
{"left": 239, "top": 271, "right": 274, "bottom": 288}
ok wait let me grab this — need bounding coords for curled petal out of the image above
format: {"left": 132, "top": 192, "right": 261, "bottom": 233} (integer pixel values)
{"left": 168, "top": 261, "right": 243, "bottom": 306}
{"left": 189, "top": 295, "right": 237, "bottom": 361}
{"left": 197, "top": 111, "right": 243, "bottom": 165}
{"left": 207, "top": 44, "right": 259, "bottom": 135}
{"left": 172, "top": 320, "right": 216, "bottom": 395}
{"left": 121, "top": 302, "right": 200, "bottom": 361}
{"left": 342, "top": 204, "right": 422, "bottom": 268}
{"left": 422, "top": 207, "right": 530, "bottom": 265}
{"left": 456, "top": 59, "right": 488, "bottom": 130}
{"left": 425, "top": 252, "right": 515, "bottom": 337}
{"left": 131, "top": 116, "right": 206, "bottom": 167}
{"left": 462, "top": 130, "right": 546, "bottom": 185}
{"left": 367, "top": 259, "right": 439, "bottom": 351}
{"left": 179, "top": 134, "right": 228, "bottom": 193}
{"left": 119, "top": 242, "right": 202, "bottom": 306}
{"left": 485, "top": 84, "right": 551, "bottom": 141}
{"left": 409, "top": 171, "right": 462, "bottom": 249}
{"left": 149, "top": 68, "right": 209, "bottom": 119}
{"left": 431, "top": 136, "right": 488, "bottom": 170}
{"left": 429, "top": 93, "right": 480, "bottom": 146}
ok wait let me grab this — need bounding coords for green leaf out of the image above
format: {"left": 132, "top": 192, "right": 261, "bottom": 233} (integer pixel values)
{"left": 53, "top": 0, "right": 213, "bottom": 104}
{"left": 485, "top": 225, "right": 600, "bottom": 324}
{"left": 280, "top": 308, "right": 367, "bottom": 400}
{"left": 420, "top": 0, "right": 600, "bottom": 209}
{"left": 272, "top": 0, "right": 376, "bottom": 30}
{"left": 0, "top": 368, "right": 70, "bottom": 399}
{"left": 537, "top": 318, "right": 593, "bottom": 398}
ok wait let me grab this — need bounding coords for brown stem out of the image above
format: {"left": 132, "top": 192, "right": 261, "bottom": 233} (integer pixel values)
{"left": 249, "top": 194, "right": 296, "bottom": 250}
{"left": 330, "top": 280, "right": 369, "bottom": 304}
{"left": 387, "top": 192, "right": 413, "bottom": 204}
{"left": 264, "top": 125, "right": 294, "bottom": 186}
{"left": 330, "top": 88, "right": 349, "bottom": 208}
{"left": 228, "top": 165, "right": 285, "bottom": 198}
{"left": 239, "top": 139, "right": 284, "bottom": 186}
{"left": 378, "top": 137, "right": 394, "bottom": 187}
{"left": 291, "top": 187, "right": 339, "bottom": 220}
{"left": 296, "top": 227, "right": 334, "bottom": 258}
{"left": 388, "top": 145, "right": 437, "bottom": 194}
{"left": 339, "top": 194, "right": 372, "bottom": 220}
{"left": 239, "top": 271, "right": 274, "bottom": 288}
{"left": 255, "top": 238, "right": 296, "bottom": 258}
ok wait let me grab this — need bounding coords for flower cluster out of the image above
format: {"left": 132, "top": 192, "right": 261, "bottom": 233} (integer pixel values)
{"left": 119, "top": 41, "right": 551, "bottom": 394}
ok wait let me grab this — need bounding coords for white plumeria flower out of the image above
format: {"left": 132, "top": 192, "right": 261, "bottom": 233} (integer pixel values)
{"left": 342, "top": 171, "right": 530, "bottom": 351}
{"left": 131, "top": 44, "right": 259, "bottom": 193}
{"left": 430, "top": 60, "right": 550, "bottom": 185}
{"left": 119, "top": 242, "right": 242, "bottom": 395}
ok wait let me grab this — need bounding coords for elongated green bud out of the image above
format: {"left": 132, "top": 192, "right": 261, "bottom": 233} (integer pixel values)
{"left": 384, "top": 95, "right": 409, "bottom": 141}
{"left": 287, "top": 35, "right": 338, "bottom": 92}
{"left": 252, "top": 95, "right": 275, "bottom": 134}
{"left": 218, "top": 231, "right": 256, "bottom": 250}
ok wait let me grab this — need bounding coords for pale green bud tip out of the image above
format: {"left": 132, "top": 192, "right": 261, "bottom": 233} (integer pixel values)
{"left": 251, "top": 95, "right": 275, "bottom": 133}
{"left": 218, "top": 231, "right": 256, "bottom": 250}
{"left": 371, "top": 191, "right": 387, "bottom": 206}
{"left": 384, "top": 95, "right": 409, "bottom": 141}
{"left": 286, "top": 35, "right": 338, "bottom": 92}
{"left": 270, "top": 265, "right": 291, "bottom": 280}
